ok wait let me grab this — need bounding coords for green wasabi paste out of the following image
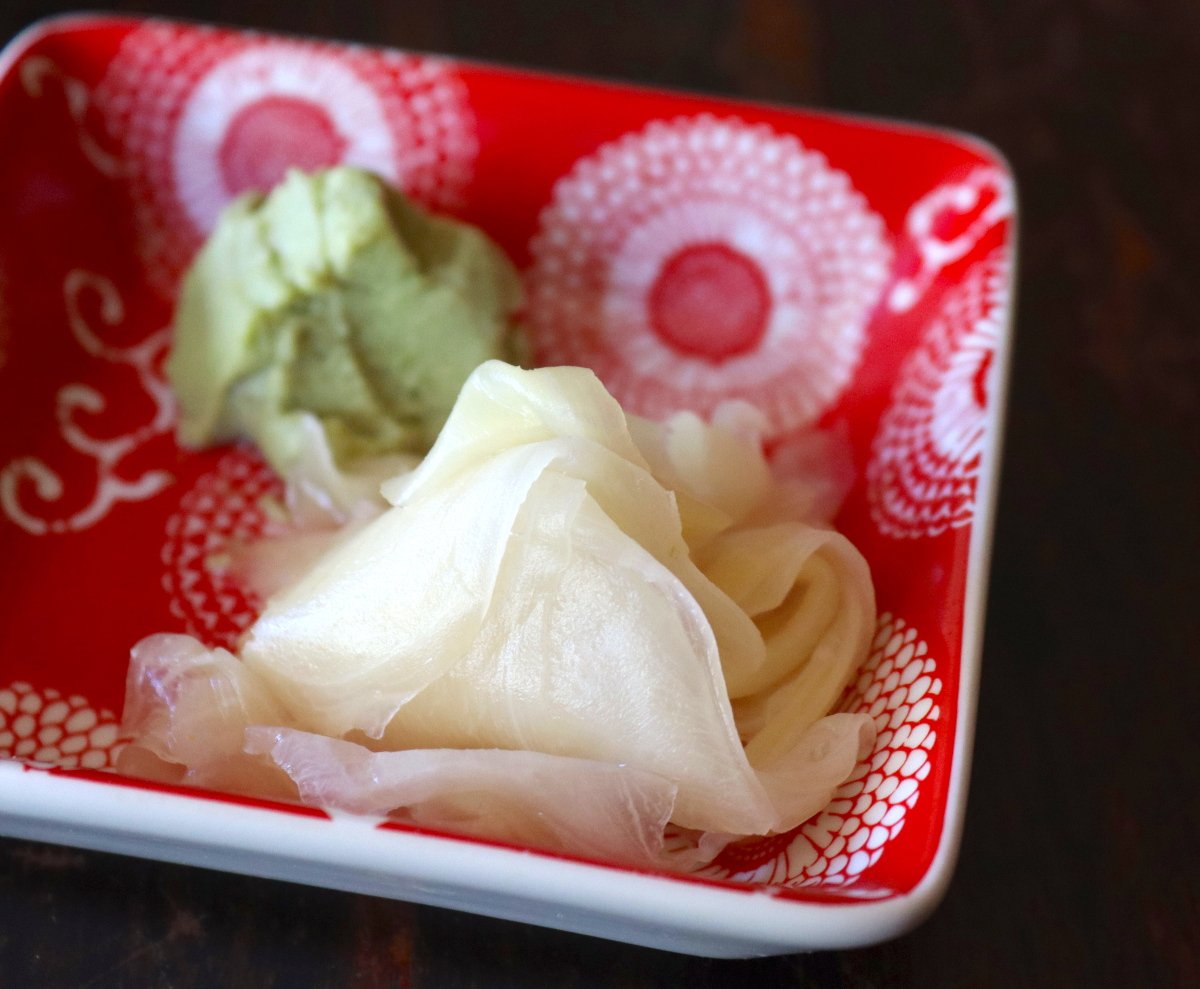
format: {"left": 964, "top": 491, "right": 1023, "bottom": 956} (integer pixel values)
{"left": 167, "top": 166, "right": 525, "bottom": 471}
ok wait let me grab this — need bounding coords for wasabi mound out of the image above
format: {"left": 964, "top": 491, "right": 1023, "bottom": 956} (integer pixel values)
{"left": 168, "top": 167, "right": 525, "bottom": 476}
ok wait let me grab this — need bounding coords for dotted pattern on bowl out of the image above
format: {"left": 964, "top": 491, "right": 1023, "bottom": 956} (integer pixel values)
{"left": 868, "top": 248, "right": 1008, "bottom": 539}
{"left": 161, "top": 449, "right": 285, "bottom": 650}
{"left": 0, "top": 681, "right": 124, "bottom": 769}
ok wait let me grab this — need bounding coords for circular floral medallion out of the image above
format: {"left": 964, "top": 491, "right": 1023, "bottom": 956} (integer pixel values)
{"left": 526, "top": 115, "right": 891, "bottom": 436}
{"left": 94, "top": 24, "right": 477, "bottom": 294}
{"left": 869, "top": 249, "right": 1008, "bottom": 539}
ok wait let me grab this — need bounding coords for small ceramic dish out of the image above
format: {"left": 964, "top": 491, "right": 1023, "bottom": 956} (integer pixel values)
{"left": 0, "top": 14, "right": 1015, "bottom": 956}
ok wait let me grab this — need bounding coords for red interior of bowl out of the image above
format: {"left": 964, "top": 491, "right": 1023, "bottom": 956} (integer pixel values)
{"left": 0, "top": 15, "right": 1013, "bottom": 903}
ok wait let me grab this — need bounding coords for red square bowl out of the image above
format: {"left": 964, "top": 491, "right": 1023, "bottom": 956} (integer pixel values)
{"left": 0, "top": 14, "right": 1015, "bottom": 956}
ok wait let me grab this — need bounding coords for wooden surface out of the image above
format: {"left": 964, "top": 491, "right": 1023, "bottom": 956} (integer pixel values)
{"left": 3, "top": 1, "right": 1198, "bottom": 985}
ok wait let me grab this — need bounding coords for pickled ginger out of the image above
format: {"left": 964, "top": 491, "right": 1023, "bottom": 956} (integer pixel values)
{"left": 121, "top": 361, "right": 875, "bottom": 868}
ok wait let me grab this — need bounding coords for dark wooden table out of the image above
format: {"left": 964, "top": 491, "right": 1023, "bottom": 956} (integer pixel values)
{"left": 3, "top": 1, "right": 1198, "bottom": 985}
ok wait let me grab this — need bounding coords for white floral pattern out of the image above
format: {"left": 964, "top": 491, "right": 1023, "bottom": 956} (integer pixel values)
{"left": 701, "top": 612, "right": 941, "bottom": 887}
{"left": 526, "top": 115, "right": 891, "bottom": 437}
{"left": 93, "top": 24, "right": 477, "bottom": 295}
{"left": 888, "top": 166, "right": 1013, "bottom": 312}
{"left": 869, "top": 249, "right": 1007, "bottom": 539}
{"left": 18, "top": 54, "right": 125, "bottom": 178}
{"left": 0, "top": 271, "right": 174, "bottom": 535}
{"left": 0, "top": 682, "right": 124, "bottom": 769}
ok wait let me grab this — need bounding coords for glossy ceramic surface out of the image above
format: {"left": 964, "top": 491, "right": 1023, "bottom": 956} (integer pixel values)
{"left": 0, "top": 15, "right": 1015, "bottom": 956}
